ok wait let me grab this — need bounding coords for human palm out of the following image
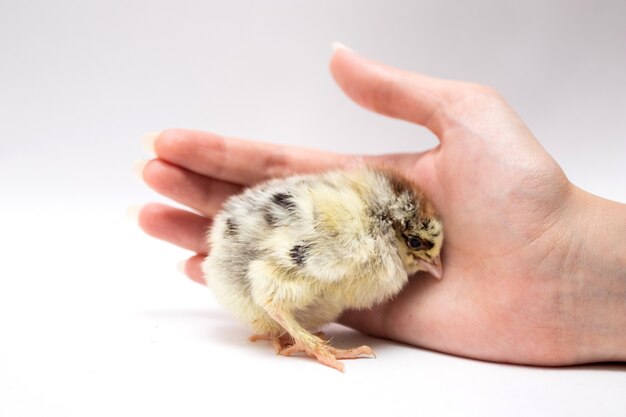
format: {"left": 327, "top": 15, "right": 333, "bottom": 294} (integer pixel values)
{"left": 137, "top": 47, "right": 585, "bottom": 365}
{"left": 347, "top": 91, "right": 575, "bottom": 365}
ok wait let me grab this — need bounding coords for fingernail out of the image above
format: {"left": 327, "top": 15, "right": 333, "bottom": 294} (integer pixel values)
{"left": 332, "top": 41, "right": 354, "bottom": 53}
{"left": 142, "top": 131, "right": 160, "bottom": 154}
{"left": 126, "top": 205, "right": 142, "bottom": 225}
{"left": 132, "top": 159, "right": 148, "bottom": 183}
{"left": 177, "top": 260, "right": 187, "bottom": 274}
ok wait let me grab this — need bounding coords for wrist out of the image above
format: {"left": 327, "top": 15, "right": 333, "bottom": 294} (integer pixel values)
{"left": 559, "top": 187, "right": 626, "bottom": 362}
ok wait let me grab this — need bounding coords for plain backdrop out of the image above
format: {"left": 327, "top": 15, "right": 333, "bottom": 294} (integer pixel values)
{"left": 1, "top": 1, "right": 625, "bottom": 416}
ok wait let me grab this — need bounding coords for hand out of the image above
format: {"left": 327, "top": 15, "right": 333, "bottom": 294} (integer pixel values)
{"left": 135, "top": 46, "right": 626, "bottom": 365}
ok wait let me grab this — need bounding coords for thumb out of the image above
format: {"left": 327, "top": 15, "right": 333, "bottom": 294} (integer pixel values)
{"left": 329, "top": 43, "right": 453, "bottom": 137}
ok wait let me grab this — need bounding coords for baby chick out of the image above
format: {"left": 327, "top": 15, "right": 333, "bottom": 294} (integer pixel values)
{"left": 202, "top": 166, "right": 443, "bottom": 372}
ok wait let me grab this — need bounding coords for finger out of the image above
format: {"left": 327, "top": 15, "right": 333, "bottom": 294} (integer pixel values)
{"left": 142, "top": 159, "right": 242, "bottom": 217}
{"left": 152, "top": 129, "right": 354, "bottom": 186}
{"left": 180, "top": 254, "right": 206, "bottom": 285}
{"left": 137, "top": 203, "right": 210, "bottom": 253}
{"left": 330, "top": 45, "right": 458, "bottom": 138}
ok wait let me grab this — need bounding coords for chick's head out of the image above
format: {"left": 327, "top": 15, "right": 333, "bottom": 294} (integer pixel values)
{"left": 386, "top": 178, "right": 444, "bottom": 279}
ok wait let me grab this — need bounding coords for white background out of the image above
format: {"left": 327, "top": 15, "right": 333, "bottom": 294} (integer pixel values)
{"left": 1, "top": 1, "right": 625, "bottom": 416}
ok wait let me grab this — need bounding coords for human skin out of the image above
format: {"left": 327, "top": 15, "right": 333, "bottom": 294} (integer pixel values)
{"left": 133, "top": 46, "right": 626, "bottom": 365}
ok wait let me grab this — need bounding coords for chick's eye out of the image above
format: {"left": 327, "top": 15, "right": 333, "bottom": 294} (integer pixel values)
{"left": 407, "top": 237, "right": 424, "bottom": 250}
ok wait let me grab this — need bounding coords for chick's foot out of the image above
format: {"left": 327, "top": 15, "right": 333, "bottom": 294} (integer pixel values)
{"left": 278, "top": 339, "right": 375, "bottom": 372}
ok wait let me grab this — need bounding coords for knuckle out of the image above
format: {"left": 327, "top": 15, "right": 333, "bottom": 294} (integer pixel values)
{"left": 462, "top": 82, "right": 503, "bottom": 101}
{"left": 262, "top": 147, "right": 291, "bottom": 179}
{"left": 446, "top": 82, "right": 506, "bottom": 113}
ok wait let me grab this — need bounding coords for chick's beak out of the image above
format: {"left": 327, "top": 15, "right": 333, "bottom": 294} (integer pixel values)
{"left": 418, "top": 255, "right": 443, "bottom": 280}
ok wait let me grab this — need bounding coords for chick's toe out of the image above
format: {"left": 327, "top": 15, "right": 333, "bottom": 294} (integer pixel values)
{"left": 278, "top": 338, "right": 375, "bottom": 372}
{"left": 249, "top": 333, "right": 295, "bottom": 355}
{"left": 326, "top": 345, "right": 376, "bottom": 360}
{"left": 278, "top": 338, "right": 345, "bottom": 372}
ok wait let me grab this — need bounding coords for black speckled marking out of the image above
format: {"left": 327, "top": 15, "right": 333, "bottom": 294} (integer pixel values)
{"left": 289, "top": 243, "right": 311, "bottom": 266}
{"left": 387, "top": 174, "right": 413, "bottom": 197}
{"left": 375, "top": 210, "right": 392, "bottom": 225}
{"left": 263, "top": 209, "right": 277, "bottom": 227}
{"left": 224, "top": 217, "right": 238, "bottom": 237}
{"left": 271, "top": 192, "right": 296, "bottom": 211}
{"left": 368, "top": 208, "right": 392, "bottom": 234}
